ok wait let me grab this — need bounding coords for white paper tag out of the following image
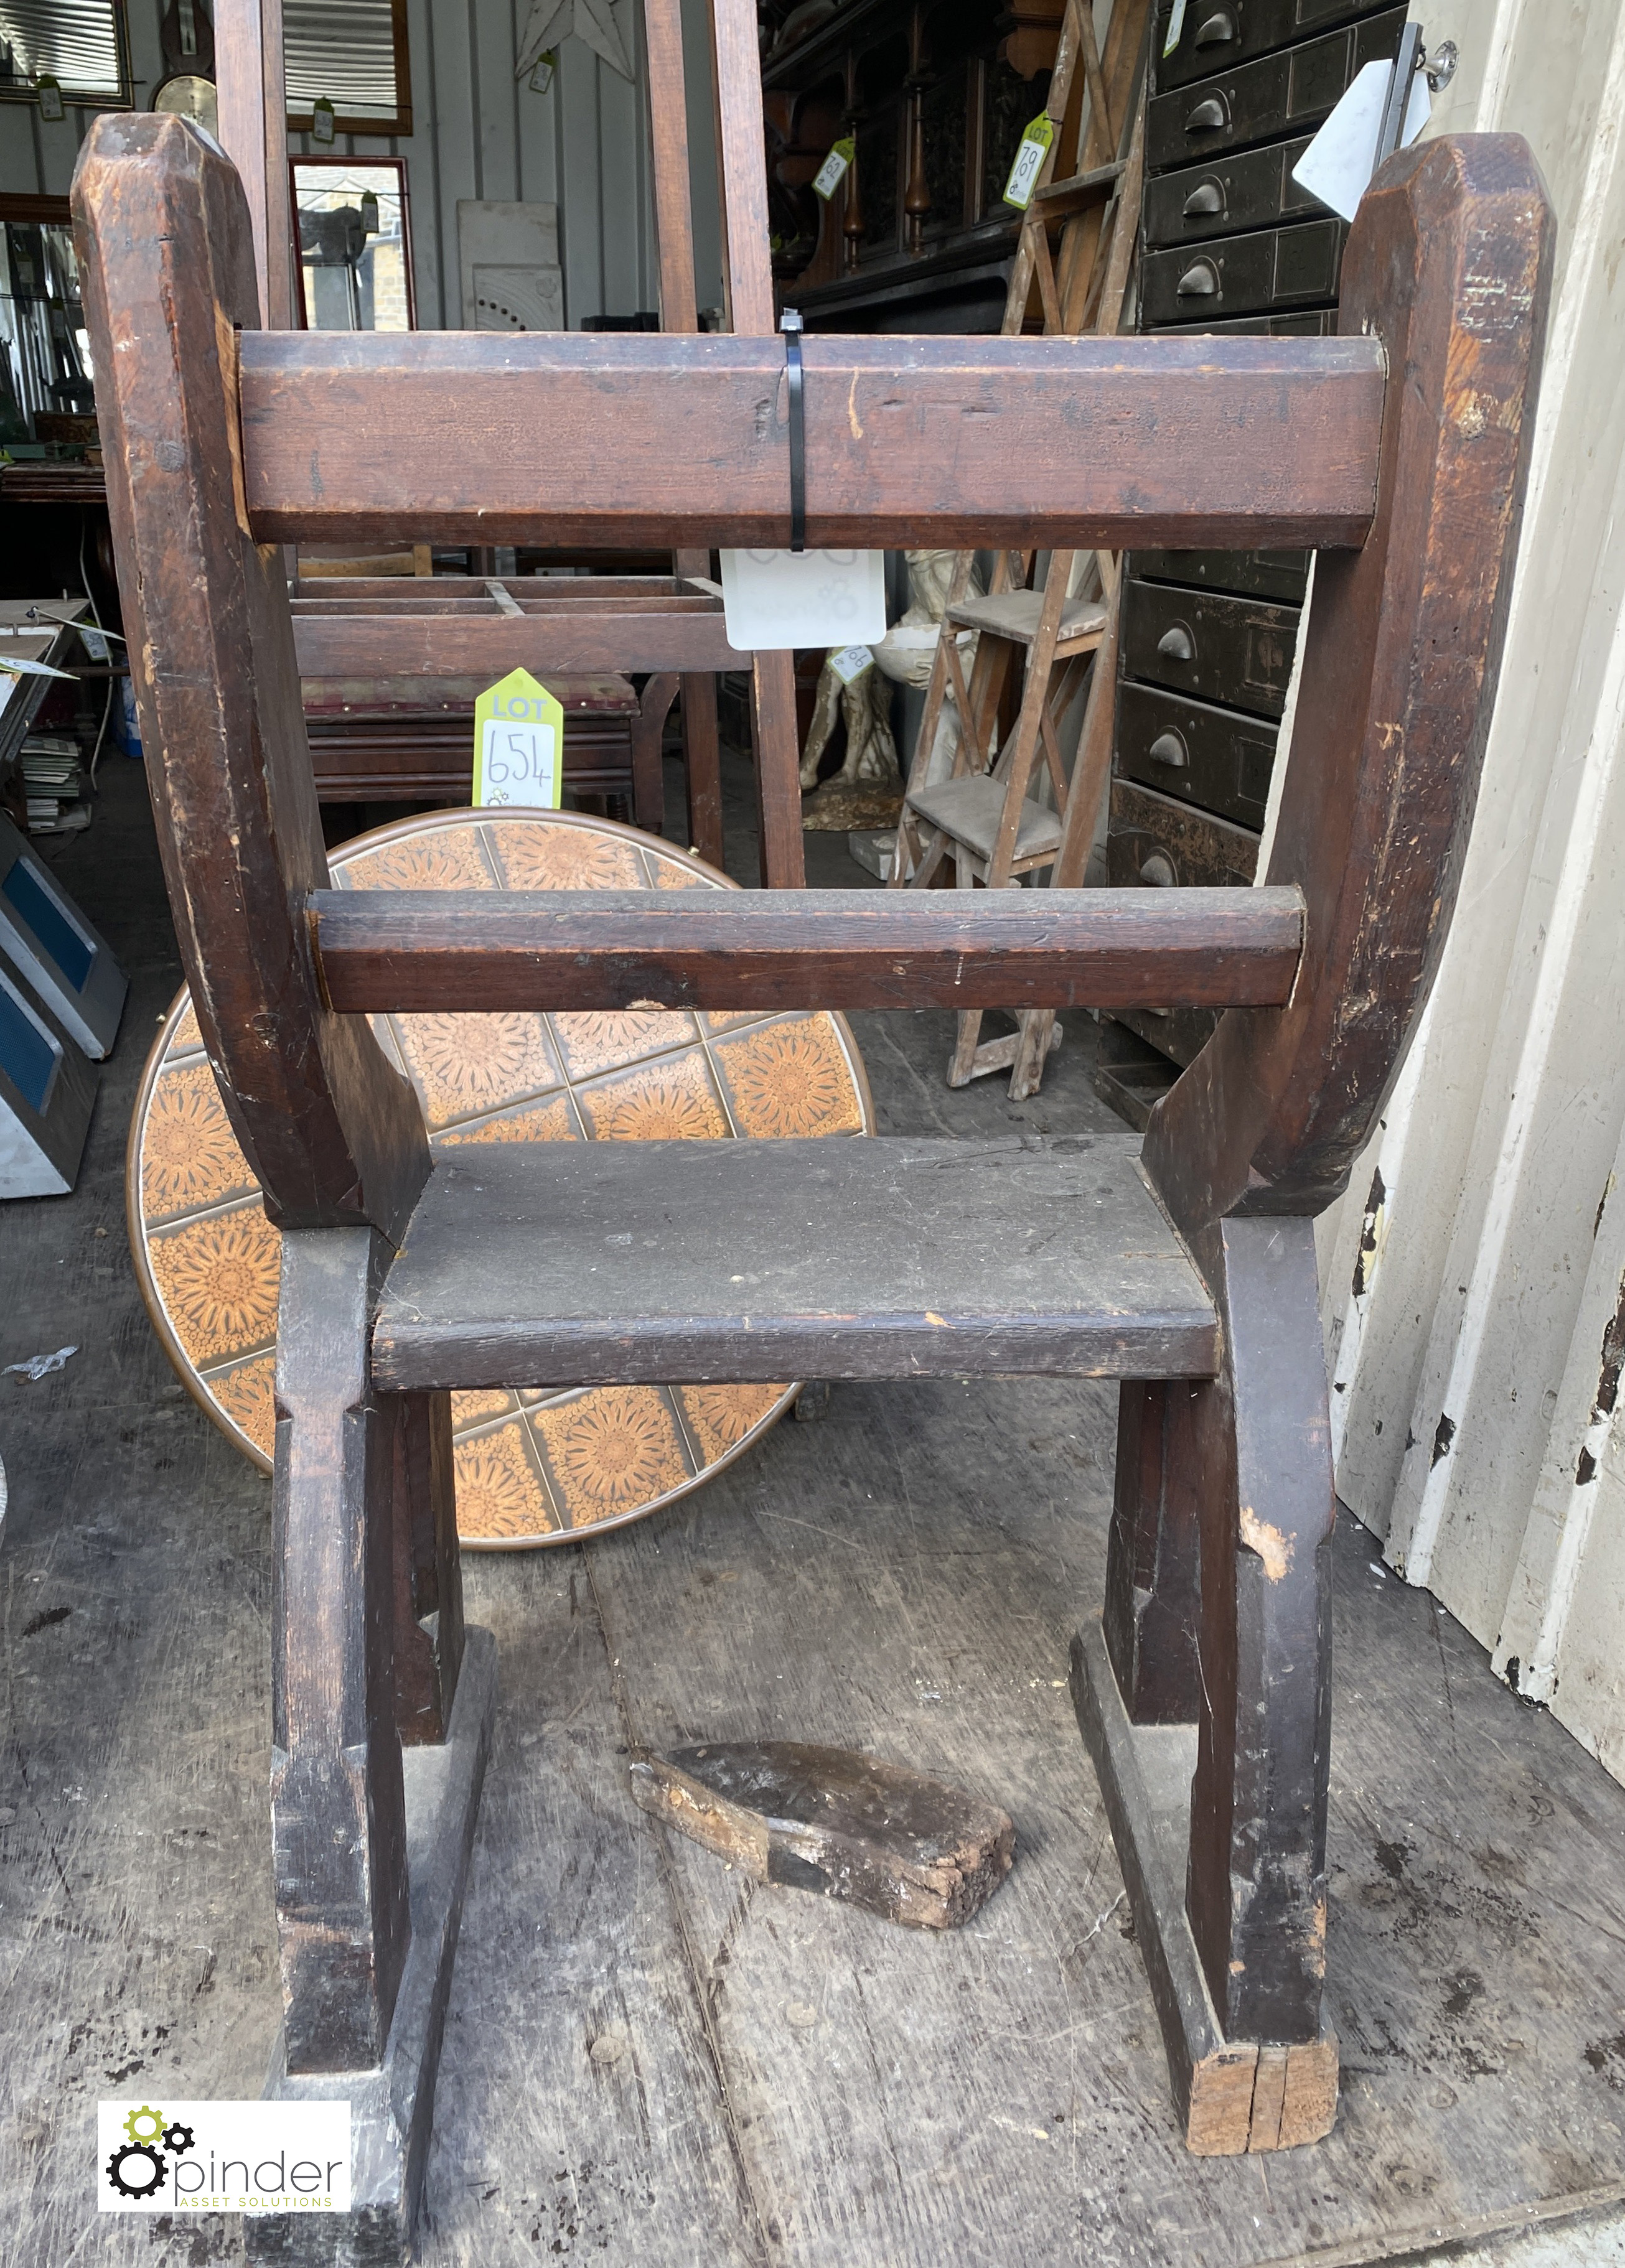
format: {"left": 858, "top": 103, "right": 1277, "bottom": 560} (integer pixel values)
{"left": 1163, "top": 0, "right": 1189, "bottom": 59}
{"left": 812, "top": 139, "right": 853, "bottom": 201}
{"left": 719, "top": 550, "right": 887, "bottom": 651}
{"left": 1291, "top": 56, "right": 1430, "bottom": 224}
{"left": 828, "top": 643, "right": 873, "bottom": 684}
{"left": 80, "top": 627, "right": 109, "bottom": 663}
{"left": 477, "top": 715, "right": 558, "bottom": 806}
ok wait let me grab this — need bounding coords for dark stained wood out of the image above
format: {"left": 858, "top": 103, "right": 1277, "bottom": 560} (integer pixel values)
{"left": 73, "top": 114, "right": 431, "bottom": 1238}
{"left": 291, "top": 603, "right": 747, "bottom": 677}
{"left": 1143, "top": 137, "right": 1555, "bottom": 1234}
{"left": 370, "top": 1136, "right": 1222, "bottom": 1392}
{"left": 1103, "top": 1379, "right": 1205, "bottom": 1724}
{"left": 680, "top": 668, "right": 725, "bottom": 866}
{"left": 388, "top": 1388, "right": 464, "bottom": 1748}
{"left": 235, "top": 330, "right": 1385, "bottom": 553}
{"left": 213, "top": 0, "right": 293, "bottom": 326}
{"left": 709, "top": 0, "right": 777, "bottom": 339}
{"left": 645, "top": 0, "right": 701, "bottom": 335}
{"left": 750, "top": 650, "right": 808, "bottom": 890}
{"left": 1071, "top": 1618, "right": 1338, "bottom": 2154}
{"left": 632, "top": 671, "right": 681, "bottom": 834}
{"left": 270, "top": 1227, "right": 409, "bottom": 2073}
{"left": 629, "top": 1742, "right": 1015, "bottom": 1928}
{"left": 309, "top": 883, "right": 1307, "bottom": 1013}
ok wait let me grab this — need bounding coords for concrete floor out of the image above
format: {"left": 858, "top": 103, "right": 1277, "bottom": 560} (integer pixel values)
{"left": 2, "top": 752, "right": 1624, "bottom": 2267}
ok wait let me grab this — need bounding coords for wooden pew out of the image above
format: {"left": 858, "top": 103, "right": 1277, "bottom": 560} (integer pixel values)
{"left": 73, "top": 106, "right": 1551, "bottom": 2251}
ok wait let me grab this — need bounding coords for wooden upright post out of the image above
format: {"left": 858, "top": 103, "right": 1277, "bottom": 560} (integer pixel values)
{"left": 708, "top": 0, "right": 807, "bottom": 888}
{"left": 213, "top": 0, "right": 293, "bottom": 327}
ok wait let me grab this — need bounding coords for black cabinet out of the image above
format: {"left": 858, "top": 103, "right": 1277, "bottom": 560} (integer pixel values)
{"left": 1119, "top": 578, "right": 1300, "bottom": 716}
{"left": 1152, "top": 0, "right": 1402, "bottom": 91}
{"left": 1138, "top": 214, "right": 1345, "bottom": 322}
{"left": 1146, "top": 6, "right": 1405, "bottom": 170}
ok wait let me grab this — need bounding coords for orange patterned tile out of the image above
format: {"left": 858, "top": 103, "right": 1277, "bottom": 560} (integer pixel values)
{"left": 208, "top": 1352, "right": 276, "bottom": 1462}
{"left": 452, "top": 1419, "right": 559, "bottom": 1541}
{"left": 141, "top": 1061, "right": 257, "bottom": 1223}
{"left": 678, "top": 1383, "right": 787, "bottom": 1465}
{"left": 531, "top": 1388, "right": 693, "bottom": 1527}
{"left": 170, "top": 999, "right": 203, "bottom": 1054}
{"left": 576, "top": 1050, "right": 729, "bottom": 1141}
{"left": 711, "top": 1014, "right": 866, "bottom": 1138}
{"left": 436, "top": 1093, "right": 581, "bottom": 1146}
{"left": 644, "top": 851, "right": 713, "bottom": 890}
{"left": 451, "top": 1389, "right": 520, "bottom": 1428}
{"left": 337, "top": 826, "right": 494, "bottom": 894}
{"left": 700, "top": 1009, "right": 766, "bottom": 1034}
{"left": 148, "top": 1200, "right": 281, "bottom": 1365}
{"left": 484, "top": 820, "right": 645, "bottom": 892}
{"left": 551, "top": 1006, "right": 700, "bottom": 1080}
{"left": 390, "top": 1011, "right": 563, "bottom": 1127}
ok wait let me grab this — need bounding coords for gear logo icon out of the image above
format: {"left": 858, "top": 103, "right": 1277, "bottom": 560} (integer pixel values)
{"left": 123, "top": 2105, "right": 165, "bottom": 2146}
{"left": 162, "top": 2122, "right": 195, "bottom": 2153}
{"left": 106, "top": 2143, "right": 167, "bottom": 2199}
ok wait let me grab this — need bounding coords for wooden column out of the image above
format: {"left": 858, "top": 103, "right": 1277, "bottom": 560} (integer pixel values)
{"left": 213, "top": 0, "right": 294, "bottom": 328}
{"left": 708, "top": 0, "right": 807, "bottom": 888}
{"left": 271, "top": 1230, "right": 410, "bottom": 2071}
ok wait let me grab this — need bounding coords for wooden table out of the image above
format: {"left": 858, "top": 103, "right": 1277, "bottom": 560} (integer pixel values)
{"left": 128, "top": 806, "right": 872, "bottom": 1547}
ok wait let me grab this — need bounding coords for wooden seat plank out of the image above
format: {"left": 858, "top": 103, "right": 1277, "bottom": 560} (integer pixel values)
{"left": 236, "top": 332, "right": 1386, "bottom": 553}
{"left": 309, "top": 883, "right": 1306, "bottom": 1013}
{"left": 371, "top": 1136, "right": 1220, "bottom": 1391}
{"left": 905, "top": 776, "right": 1064, "bottom": 864}
{"left": 947, "top": 590, "right": 1108, "bottom": 651}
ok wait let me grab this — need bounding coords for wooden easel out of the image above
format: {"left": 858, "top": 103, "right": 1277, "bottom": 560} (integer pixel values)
{"left": 212, "top": 0, "right": 807, "bottom": 883}
{"left": 891, "top": 0, "right": 1150, "bottom": 1094}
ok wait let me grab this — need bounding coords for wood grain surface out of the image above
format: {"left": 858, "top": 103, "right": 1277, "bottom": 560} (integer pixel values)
{"left": 370, "top": 1136, "right": 1220, "bottom": 1391}
{"left": 292, "top": 607, "right": 748, "bottom": 677}
{"left": 5, "top": 763, "right": 1625, "bottom": 2266}
{"left": 311, "top": 884, "right": 1306, "bottom": 1014}
{"left": 234, "top": 332, "right": 1385, "bottom": 552}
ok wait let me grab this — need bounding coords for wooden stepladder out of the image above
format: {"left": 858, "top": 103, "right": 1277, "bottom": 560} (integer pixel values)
{"left": 891, "top": 0, "right": 1150, "bottom": 1096}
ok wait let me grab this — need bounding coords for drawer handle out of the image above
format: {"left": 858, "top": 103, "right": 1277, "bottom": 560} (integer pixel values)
{"left": 1148, "top": 729, "right": 1189, "bottom": 768}
{"left": 1184, "top": 95, "right": 1228, "bottom": 132}
{"left": 1194, "top": 6, "right": 1239, "bottom": 46}
{"left": 1156, "top": 623, "right": 1196, "bottom": 661}
{"left": 1182, "top": 179, "right": 1225, "bottom": 218}
{"left": 1139, "top": 852, "right": 1178, "bottom": 887}
{"left": 1176, "top": 258, "right": 1220, "bottom": 297}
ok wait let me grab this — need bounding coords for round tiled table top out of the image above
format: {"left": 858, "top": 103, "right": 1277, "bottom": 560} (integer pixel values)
{"left": 127, "top": 808, "right": 874, "bottom": 1548}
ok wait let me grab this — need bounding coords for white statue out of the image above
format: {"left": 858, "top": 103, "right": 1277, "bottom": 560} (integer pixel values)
{"left": 798, "top": 549, "right": 983, "bottom": 793}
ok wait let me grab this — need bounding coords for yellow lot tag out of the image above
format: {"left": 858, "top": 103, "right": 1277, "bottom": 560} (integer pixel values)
{"left": 473, "top": 668, "right": 563, "bottom": 809}
{"left": 1003, "top": 114, "right": 1055, "bottom": 210}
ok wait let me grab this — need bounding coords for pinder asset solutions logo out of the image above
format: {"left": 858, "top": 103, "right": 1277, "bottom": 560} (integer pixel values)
{"left": 98, "top": 2099, "right": 351, "bottom": 2213}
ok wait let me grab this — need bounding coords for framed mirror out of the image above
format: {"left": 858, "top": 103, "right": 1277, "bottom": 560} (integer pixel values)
{"left": 285, "top": 0, "right": 411, "bottom": 139}
{"left": 0, "top": 1, "right": 133, "bottom": 109}
{"left": 0, "top": 195, "right": 96, "bottom": 444}
{"left": 291, "top": 159, "right": 414, "bottom": 333}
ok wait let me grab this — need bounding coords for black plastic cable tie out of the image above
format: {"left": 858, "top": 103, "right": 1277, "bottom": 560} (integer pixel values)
{"left": 781, "top": 307, "right": 806, "bottom": 554}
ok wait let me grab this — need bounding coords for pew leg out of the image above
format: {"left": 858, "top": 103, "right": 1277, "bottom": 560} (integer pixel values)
{"left": 1074, "top": 1216, "right": 1339, "bottom": 2155}
{"left": 681, "top": 672, "right": 726, "bottom": 869}
{"left": 248, "top": 1231, "right": 497, "bottom": 2264}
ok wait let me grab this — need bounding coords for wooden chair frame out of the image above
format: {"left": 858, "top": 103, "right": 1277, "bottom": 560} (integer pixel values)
{"left": 74, "top": 102, "right": 1551, "bottom": 2251}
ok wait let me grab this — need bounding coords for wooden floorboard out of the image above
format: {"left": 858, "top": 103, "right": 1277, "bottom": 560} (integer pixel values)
{"left": 0, "top": 758, "right": 1622, "bottom": 2266}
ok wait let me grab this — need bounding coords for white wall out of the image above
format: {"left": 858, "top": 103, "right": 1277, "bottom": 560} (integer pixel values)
{"left": 0, "top": 0, "right": 724, "bottom": 329}
{"left": 1311, "top": 0, "right": 1625, "bottom": 1784}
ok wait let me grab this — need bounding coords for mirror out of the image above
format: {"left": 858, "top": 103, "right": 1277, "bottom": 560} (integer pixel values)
{"left": 285, "top": 0, "right": 412, "bottom": 139}
{"left": 0, "top": 197, "right": 96, "bottom": 445}
{"left": 0, "top": 1, "right": 132, "bottom": 108}
{"left": 291, "top": 159, "right": 414, "bottom": 332}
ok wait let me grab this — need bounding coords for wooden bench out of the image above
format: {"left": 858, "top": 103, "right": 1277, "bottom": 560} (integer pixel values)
{"left": 74, "top": 110, "right": 1550, "bottom": 2252}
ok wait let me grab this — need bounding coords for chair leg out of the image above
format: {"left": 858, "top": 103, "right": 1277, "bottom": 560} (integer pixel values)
{"left": 1073, "top": 1217, "right": 1339, "bottom": 2154}
{"left": 631, "top": 671, "right": 681, "bottom": 837}
{"left": 271, "top": 1227, "right": 409, "bottom": 2075}
{"left": 253, "top": 1232, "right": 499, "bottom": 2263}
{"left": 681, "top": 671, "right": 725, "bottom": 868}
{"left": 390, "top": 1388, "right": 464, "bottom": 1747}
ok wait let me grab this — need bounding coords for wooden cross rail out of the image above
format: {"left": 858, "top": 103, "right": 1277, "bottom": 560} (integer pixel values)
{"left": 307, "top": 885, "right": 1306, "bottom": 1015}
{"left": 236, "top": 333, "right": 1385, "bottom": 553}
{"left": 292, "top": 606, "right": 748, "bottom": 677}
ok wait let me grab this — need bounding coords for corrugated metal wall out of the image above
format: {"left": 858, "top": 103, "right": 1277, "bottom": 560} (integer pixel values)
{"left": 1310, "top": 0, "right": 1625, "bottom": 1785}
{"left": 0, "top": 0, "right": 724, "bottom": 329}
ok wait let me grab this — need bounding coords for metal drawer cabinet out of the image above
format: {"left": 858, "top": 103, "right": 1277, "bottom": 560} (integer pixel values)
{"left": 1120, "top": 577, "right": 1300, "bottom": 717}
{"left": 1140, "top": 214, "right": 1345, "bottom": 324}
{"left": 1153, "top": 0, "right": 1401, "bottom": 91}
{"left": 1146, "top": 5, "right": 1405, "bottom": 170}
{"left": 1130, "top": 547, "right": 1309, "bottom": 602}
{"left": 1105, "top": 776, "right": 1261, "bottom": 890}
{"left": 1143, "top": 136, "right": 1323, "bottom": 246}
{"left": 1115, "top": 680, "right": 1278, "bottom": 829}
{"left": 1154, "top": 306, "right": 1334, "bottom": 336}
